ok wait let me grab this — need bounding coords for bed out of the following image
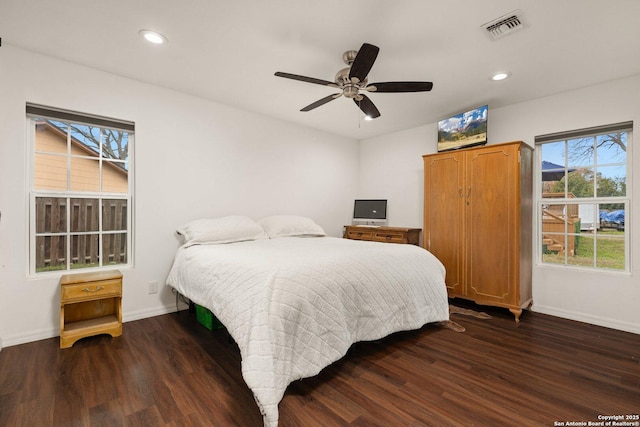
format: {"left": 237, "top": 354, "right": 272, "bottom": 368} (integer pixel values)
{"left": 166, "top": 215, "right": 449, "bottom": 427}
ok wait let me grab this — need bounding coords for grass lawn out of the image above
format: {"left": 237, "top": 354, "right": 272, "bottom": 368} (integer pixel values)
{"left": 542, "top": 229, "right": 625, "bottom": 270}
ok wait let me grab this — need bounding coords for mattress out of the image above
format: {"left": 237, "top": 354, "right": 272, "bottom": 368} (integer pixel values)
{"left": 166, "top": 236, "right": 449, "bottom": 426}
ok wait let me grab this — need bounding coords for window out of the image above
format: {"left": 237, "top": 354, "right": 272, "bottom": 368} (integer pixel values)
{"left": 27, "top": 104, "right": 134, "bottom": 275}
{"left": 535, "top": 122, "right": 631, "bottom": 272}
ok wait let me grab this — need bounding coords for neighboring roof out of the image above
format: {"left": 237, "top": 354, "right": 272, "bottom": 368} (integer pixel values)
{"left": 37, "top": 120, "right": 128, "bottom": 176}
{"left": 541, "top": 160, "right": 577, "bottom": 182}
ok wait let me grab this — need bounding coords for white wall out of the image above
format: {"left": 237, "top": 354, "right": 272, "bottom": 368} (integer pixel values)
{"left": 0, "top": 46, "right": 359, "bottom": 347}
{"left": 359, "top": 74, "right": 640, "bottom": 334}
{"left": 358, "top": 125, "right": 438, "bottom": 237}
{"left": 2, "top": 45, "right": 637, "bottom": 348}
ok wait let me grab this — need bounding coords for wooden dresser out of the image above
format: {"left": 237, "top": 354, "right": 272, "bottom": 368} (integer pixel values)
{"left": 60, "top": 270, "right": 123, "bottom": 348}
{"left": 343, "top": 225, "right": 421, "bottom": 246}
{"left": 423, "top": 141, "right": 532, "bottom": 322}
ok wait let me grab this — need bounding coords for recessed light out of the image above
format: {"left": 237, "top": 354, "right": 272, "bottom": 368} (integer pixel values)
{"left": 139, "top": 30, "right": 167, "bottom": 45}
{"left": 491, "top": 72, "right": 511, "bottom": 81}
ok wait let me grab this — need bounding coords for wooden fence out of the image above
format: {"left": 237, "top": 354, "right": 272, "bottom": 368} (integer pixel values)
{"left": 35, "top": 197, "right": 127, "bottom": 270}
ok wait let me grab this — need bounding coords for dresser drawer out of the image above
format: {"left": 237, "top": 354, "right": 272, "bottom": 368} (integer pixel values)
{"left": 344, "top": 225, "right": 421, "bottom": 246}
{"left": 62, "top": 279, "right": 122, "bottom": 303}
{"left": 373, "top": 231, "right": 407, "bottom": 244}
{"left": 346, "top": 230, "right": 374, "bottom": 240}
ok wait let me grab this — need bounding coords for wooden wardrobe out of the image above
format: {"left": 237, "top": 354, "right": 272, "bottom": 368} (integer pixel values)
{"left": 423, "top": 141, "right": 533, "bottom": 322}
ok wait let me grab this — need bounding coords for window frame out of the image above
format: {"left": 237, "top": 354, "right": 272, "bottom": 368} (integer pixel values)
{"left": 26, "top": 104, "right": 135, "bottom": 277}
{"left": 534, "top": 122, "right": 632, "bottom": 274}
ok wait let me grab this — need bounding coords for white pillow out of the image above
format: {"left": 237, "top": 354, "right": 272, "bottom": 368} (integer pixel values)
{"left": 258, "top": 215, "right": 326, "bottom": 238}
{"left": 176, "top": 215, "right": 268, "bottom": 246}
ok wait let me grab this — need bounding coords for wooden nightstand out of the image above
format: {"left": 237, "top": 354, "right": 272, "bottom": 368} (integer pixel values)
{"left": 60, "top": 270, "right": 123, "bottom": 348}
{"left": 343, "top": 226, "right": 421, "bottom": 246}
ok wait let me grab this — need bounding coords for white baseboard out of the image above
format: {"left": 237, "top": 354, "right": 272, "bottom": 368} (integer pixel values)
{"left": 4, "top": 303, "right": 636, "bottom": 348}
{"left": 532, "top": 304, "right": 640, "bottom": 335}
{"left": 2, "top": 303, "right": 181, "bottom": 349}
{"left": 123, "top": 304, "right": 178, "bottom": 322}
{"left": 2, "top": 327, "right": 59, "bottom": 348}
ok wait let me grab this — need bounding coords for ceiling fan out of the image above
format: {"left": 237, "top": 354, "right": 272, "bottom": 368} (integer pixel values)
{"left": 275, "top": 43, "right": 433, "bottom": 119}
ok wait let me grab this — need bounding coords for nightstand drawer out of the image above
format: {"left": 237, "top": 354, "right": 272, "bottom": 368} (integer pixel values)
{"left": 62, "top": 279, "right": 122, "bottom": 303}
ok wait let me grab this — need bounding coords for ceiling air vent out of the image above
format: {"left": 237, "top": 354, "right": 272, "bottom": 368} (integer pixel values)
{"left": 482, "top": 10, "right": 525, "bottom": 40}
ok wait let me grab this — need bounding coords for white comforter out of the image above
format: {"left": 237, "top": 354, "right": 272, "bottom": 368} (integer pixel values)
{"left": 166, "top": 236, "right": 449, "bottom": 427}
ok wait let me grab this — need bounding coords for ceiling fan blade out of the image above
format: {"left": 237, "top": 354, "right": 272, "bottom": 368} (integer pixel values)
{"left": 367, "top": 81, "right": 434, "bottom": 92}
{"left": 275, "top": 72, "right": 338, "bottom": 88}
{"left": 354, "top": 94, "right": 381, "bottom": 119}
{"left": 348, "top": 43, "right": 379, "bottom": 83}
{"left": 301, "top": 93, "right": 342, "bottom": 112}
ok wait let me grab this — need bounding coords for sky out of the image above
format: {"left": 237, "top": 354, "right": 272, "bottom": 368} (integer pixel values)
{"left": 438, "top": 104, "right": 488, "bottom": 133}
{"left": 540, "top": 133, "right": 627, "bottom": 180}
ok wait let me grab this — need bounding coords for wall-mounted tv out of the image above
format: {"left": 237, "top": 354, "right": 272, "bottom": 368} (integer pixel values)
{"left": 353, "top": 199, "right": 387, "bottom": 223}
{"left": 437, "top": 104, "right": 488, "bottom": 152}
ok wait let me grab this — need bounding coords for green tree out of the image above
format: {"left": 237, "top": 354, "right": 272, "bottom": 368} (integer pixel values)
{"left": 597, "top": 176, "right": 622, "bottom": 197}
{"left": 553, "top": 169, "right": 625, "bottom": 200}
{"left": 552, "top": 168, "right": 593, "bottom": 197}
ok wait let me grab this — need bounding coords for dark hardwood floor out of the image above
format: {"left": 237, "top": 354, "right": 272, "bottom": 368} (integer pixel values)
{"left": 1, "top": 303, "right": 638, "bottom": 426}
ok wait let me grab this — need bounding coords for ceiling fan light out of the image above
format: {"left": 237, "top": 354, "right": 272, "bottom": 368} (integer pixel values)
{"left": 139, "top": 30, "right": 167, "bottom": 45}
{"left": 275, "top": 43, "right": 432, "bottom": 118}
{"left": 491, "top": 72, "right": 511, "bottom": 81}
{"left": 364, "top": 115, "right": 375, "bottom": 121}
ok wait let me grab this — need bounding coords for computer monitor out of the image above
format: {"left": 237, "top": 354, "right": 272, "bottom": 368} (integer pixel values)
{"left": 353, "top": 199, "right": 387, "bottom": 224}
